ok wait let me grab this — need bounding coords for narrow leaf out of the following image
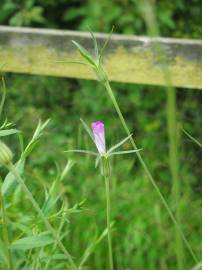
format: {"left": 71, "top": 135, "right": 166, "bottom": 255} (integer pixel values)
{"left": 2, "top": 160, "right": 25, "bottom": 196}
{"left": 56, "top": 60, "right": 93, "bottom": 68}
{"left": 72, "top": 40, "right": 96, "bottom": 67}
{"left": 60, "top": 159, "right": 75, "bottom": 181}
{"left": 11, "top": 232, "right": 54, "bottom": 250}
{"left": 0, "top": 129, "right": 19, "bottom": 137}
{"left": 80, "top": 118, "right": 95, "bottom": 142}
{"left": 107, "top": 134, "right": 133, "bottom": 154}
{"left": 182, "top": 128, "right": 202, "bottom": 149}
{"left": 79, "top": 225, "right": 112, "bottom": 268}
{"left": 109, "top": 149, "right": 142, "bottom": 156}
{"left": 41, "top": 254, "right": 67, "bottom": 261}
{"left": 0, "top": 239, "right": 8, "bottom": 265}
{"left": 65, "top": 149, "right": 98, "bottom": 156}
{"left": 88, "top": 28, "right": 99, "bottom": 60}
{"left": 99, "top": 26, "right": 114, "bottom": 62}
{"left": 21, "top": 119, "right": 50, "bottom": 159}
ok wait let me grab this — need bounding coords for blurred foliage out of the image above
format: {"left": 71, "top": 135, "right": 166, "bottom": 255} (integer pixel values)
{"left": 0, "top": 0, "right": 201, "bottom": 37}
{"left": 0, "top": 0, "right": 202, "bottom": 269}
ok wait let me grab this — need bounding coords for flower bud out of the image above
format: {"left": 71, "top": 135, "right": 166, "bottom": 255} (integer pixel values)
{"left": 0, "top": 141, "right": 13, "bottom": 166}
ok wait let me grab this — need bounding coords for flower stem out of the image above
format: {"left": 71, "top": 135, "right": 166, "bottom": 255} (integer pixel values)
{"left": 104, "top": 175, "right": 113, "bottom": 270}
{"left": 0, "top": 191, "right": 13, "bottom": 270}
{"left": 103, "top": 80, "right": 198, "bottom": 264}
{"left": 7, "top": 162, "right": 78, "bottom": 270}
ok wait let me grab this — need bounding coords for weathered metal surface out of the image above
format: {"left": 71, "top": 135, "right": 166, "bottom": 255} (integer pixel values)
{"left": 0, "top": 25, "right": 202, "bottom": 89}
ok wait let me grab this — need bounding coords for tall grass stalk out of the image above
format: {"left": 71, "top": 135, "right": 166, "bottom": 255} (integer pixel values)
{"left": 103, "top": 80, "right": 197, "bottom": 264}
{"left": 139, "top": 1, "right": 185, "bottom": 268}
{"left": 0, "top": 190, "right": 13, "bottom": 270}
{"left": 167, "top": 87, "right": 184, "bottom": 269}
{"left": 6, "top": 162, "right": 77, "bottom": 270}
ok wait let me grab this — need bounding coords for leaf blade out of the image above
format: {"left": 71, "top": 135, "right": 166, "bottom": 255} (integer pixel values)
{"left": 72, "top": 40, "right": 96, "bottom": 67}
{"left": 11, "top": 232, "right": 55, "bottom": 250}
{"left": 0, "top": 129, "right": 19, "bottom": 137}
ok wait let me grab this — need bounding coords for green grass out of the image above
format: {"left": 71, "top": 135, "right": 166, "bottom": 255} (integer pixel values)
{"left": 0, "top": 62, "right": 201, "bottom": 269}
{"left": 0, "top": 69, "right": 202, "bottom": 270}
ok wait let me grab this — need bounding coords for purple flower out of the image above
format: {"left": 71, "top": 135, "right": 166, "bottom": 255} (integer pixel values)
{"left": 65, "top": 119, "right": 141, "bottom": 162}
{"left": 91, "top": 121, "right": 106, "bottom": 154}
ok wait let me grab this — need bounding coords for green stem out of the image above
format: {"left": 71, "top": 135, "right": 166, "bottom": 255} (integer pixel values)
{"left": 103, "top": 80, "right": 198, "bottom": 264}
{"left": 7, "top": 162, "right": 77, "bottom": 270}
{"left": 0, "top": 191, "right": 13, "bottom": 270}
{"left": 104, "top": 175, "right": 113, "bottom": 270}
{"left": 167, "top": 87, "right": 184, "bottom": 270}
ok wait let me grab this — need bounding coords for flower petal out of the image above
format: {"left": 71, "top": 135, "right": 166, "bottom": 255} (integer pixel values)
{"left": 91, "top": 121, "right": 106, "bottom": 154}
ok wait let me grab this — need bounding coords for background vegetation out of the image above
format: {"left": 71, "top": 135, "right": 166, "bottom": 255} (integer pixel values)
{"left": 0, "top": 0, "right": 202, "bottom": 269}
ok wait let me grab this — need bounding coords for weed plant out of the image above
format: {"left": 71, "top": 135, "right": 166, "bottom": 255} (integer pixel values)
{"left": 0, "top": 0, "right": 202, "bottom": 269}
